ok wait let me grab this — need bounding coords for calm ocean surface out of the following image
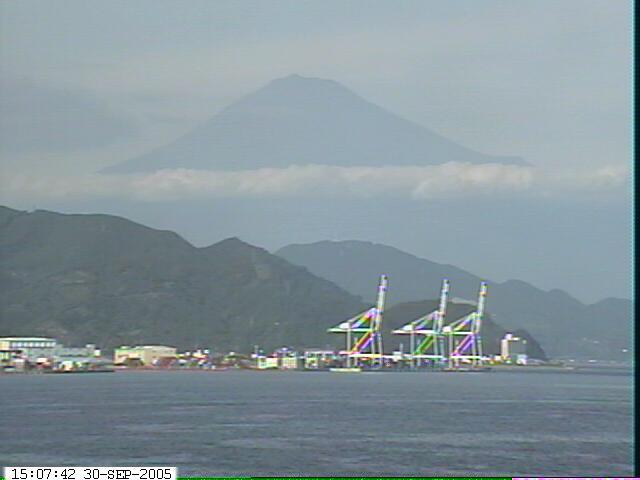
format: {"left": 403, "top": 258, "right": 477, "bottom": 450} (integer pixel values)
{"left": 0, "top": 369, "right": 633, "bottom": 476}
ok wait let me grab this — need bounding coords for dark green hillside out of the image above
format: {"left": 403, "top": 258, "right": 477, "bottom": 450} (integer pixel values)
{"left": 0, "top": 206, "right": 546, "bottom": 359}
{"left": 0, "top": 206, "right": 364, "bottom": 352}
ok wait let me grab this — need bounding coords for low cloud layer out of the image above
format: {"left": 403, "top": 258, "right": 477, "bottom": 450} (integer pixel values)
{"left": 1, "top": 162, "right": 629, "bottom": 204}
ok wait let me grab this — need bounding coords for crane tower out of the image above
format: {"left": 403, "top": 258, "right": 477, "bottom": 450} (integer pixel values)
{"left": 445, "top": 282, "right": 487, "bottom": 368}
{"left": 392, "top": 279, "right": 449, "bottom": 368}
{"left": 328, "top": 275, "right": 388, "bottom": 368}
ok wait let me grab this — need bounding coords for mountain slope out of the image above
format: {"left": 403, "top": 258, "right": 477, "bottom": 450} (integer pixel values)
{"left": 0, "top": 206, "right": 365, "bottom": 352}
{"left": 278, "top": 240, "right": 481, "bottom": 304}
{"left": 103, "top": 74, "right": 524, "bottom": 173}
{"left": 0, "top": 206, "right": 546, "bottom": 359}
{"left": 276, "top": 240, "right": 632, "bottom": 360}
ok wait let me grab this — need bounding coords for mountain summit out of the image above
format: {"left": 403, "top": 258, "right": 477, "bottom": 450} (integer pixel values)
{"left": 103, "top": 74, "right": 525, "bottom": 173}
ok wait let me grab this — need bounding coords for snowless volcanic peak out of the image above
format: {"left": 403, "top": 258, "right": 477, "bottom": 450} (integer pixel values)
{"left": 103, "top": 74, "right": 525, "bottom": 173}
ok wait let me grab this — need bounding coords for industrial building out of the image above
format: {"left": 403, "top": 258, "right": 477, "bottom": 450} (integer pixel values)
{"left": 255, "top": 347, "right": 300, "bottom": 369}
{"left": 303, "top": 350, "right": 337, "bottom": 369}
{"left": 53, "top": 344, "right": 105, "bottom": 371}
{"left": 0, "top": 337, "right": 108, "bottom": 371}
{"left": 0, "top": 337, "right": 58, "bottom": 362}
{"left": 113, "top": 345, "right": 177, "bottom": 366}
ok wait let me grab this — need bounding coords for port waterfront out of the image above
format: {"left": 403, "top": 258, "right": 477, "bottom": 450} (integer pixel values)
{"left": 1, "top": 347, "right": 628, "bottom": 375}
{"left": 0, "top": 335, "right": 629, "bottom": 375}
{"left": 1, "top": 280, "right": 573, "bottom": 374}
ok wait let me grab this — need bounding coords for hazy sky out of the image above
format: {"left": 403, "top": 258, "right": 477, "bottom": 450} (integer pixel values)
{"left": 0, "top": 0, "right": 632, "bottom": 303}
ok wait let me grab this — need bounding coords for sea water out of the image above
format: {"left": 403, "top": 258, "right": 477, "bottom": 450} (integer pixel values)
{"left": 0, "top": 369, "right": 632, "bottom": 476}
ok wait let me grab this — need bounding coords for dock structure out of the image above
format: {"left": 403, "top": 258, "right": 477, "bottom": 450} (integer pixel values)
{"left": 326, "top": 276, "right": 488, "bottom": 371}
{"left": 392, "top": 279, "right": 449, "bottom": 368}
{"left": 328, "top": 274, "right": 387, "bottom": 368}
{"left": 444, "top": 282, "right": 487, "bottom": 367}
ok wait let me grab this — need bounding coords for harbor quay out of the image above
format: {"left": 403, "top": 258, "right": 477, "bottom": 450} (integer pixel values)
{"left": 0, "top": 336, "right": 536, "bottom": 374}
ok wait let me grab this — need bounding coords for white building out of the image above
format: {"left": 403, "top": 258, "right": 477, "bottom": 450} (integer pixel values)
{"left": 0, "top": 337, "right": 57, "bottom": 362}
{"left": 500, "top": 333, "right": 528, "bottom": 365}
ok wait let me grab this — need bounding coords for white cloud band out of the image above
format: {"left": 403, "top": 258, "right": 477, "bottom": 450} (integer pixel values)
{"left": 0, "top": 162, "right": 629, "bottom": 203}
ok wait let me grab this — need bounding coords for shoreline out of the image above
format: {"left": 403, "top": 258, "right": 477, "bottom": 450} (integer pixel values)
{"left": 2, "top": 363, "right": 631, "bottom": 376}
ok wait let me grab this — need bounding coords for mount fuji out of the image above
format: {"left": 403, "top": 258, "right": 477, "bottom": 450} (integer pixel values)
{"left": 103, "top": 74, "right": 525, "bottom": 173}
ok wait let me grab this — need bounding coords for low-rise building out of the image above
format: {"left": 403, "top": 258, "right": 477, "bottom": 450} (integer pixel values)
{"left": 55, "top": 344, "right": 100, "bottom": 358}
{"left": 256, "top": 356, "right": 279, "bottom": 369}
{"left": 114, "top": 345, "right": 177, "bottom": 366}
{"left": 176, "top": 349, "right": 213, "bottom": 368}
{"left": 0, "top": 337, "right": 109, "bottom": 371}
{"left": 303, "top": 350, "right": 336, "bottom": 369}
{"left": 279, "top": 356, "right": 298, "bottom": 369}
{"left": 256, "top": 348, "right": 301, "bottom": 370}
{"left": 52, "top": 344, "right": 108, "bottom": 371}
{"left": 0, "top": 337, "right": 57, "bottom": 362}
